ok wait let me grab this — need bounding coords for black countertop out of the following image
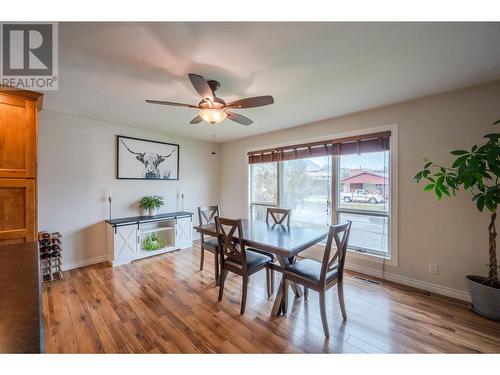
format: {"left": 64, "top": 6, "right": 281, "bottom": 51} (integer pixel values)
{"left": 0, "top": 241, "right": 43, "bottom": 353}
{"left": 105, "top": 211, "right": 193, "bottom": 226}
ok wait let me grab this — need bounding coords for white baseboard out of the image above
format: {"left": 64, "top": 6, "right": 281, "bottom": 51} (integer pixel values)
{"left": 62, "top": 256, "right": 107, "bottom": 271}
{"left": 345, "top": 262, "right": 471, "bottom": 302}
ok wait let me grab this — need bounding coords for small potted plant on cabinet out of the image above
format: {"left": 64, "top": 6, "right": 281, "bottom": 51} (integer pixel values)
{"left": 138, "top": 195, "right": 165, "bottom": 216}
{"left": 414, "top": 119, "right": 500, "bottom": 320}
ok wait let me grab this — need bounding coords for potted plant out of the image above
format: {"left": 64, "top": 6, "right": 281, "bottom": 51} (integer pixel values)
{"left": 142, "top": 233, "right": 166, "bottom": 251}
{"left": 414, "top": 119, "right": 500, "bottom": 320}
{"left": 138, "top": 195, "right": 164, "bottom": 216}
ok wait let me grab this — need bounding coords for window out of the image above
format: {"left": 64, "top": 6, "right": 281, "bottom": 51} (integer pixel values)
{"left": 249, "top": 162, "right": 278, "bottom": 221}
{"left": 281, "top": 156, "right": 332, "bottom": 230}
{"left": 336, "top": 151, "right": 390, "bottom": 256}
{"left": 248, "top": 130, "right": 393, "bottom": 260}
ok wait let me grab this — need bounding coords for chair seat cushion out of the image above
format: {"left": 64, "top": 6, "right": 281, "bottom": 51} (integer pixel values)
{"left": 285, "top": 259, "right": 338, "bottom": 284}
{"left": 248, "top": 248, "right": 276, "bottom": 261}
{"left": 202, "top": 237, "right": 219, "bottom": 251}
{"left": 226, "top": 249, "right": 273, "bottom": 271}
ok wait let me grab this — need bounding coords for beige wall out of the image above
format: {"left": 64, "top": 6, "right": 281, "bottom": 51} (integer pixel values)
{"left": 38, "top": 111, "right": 220, "bottom": 269}
{"left": 219, "top": 80, "right": 500, "bottom": 299}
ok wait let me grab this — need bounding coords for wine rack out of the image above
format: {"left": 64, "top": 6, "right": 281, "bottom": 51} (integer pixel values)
{"left": 38, "top": 231, "right": 63, "bottom": 283}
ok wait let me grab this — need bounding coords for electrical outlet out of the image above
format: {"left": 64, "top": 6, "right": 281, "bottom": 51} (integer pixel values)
{"left": 428, "top": 262, "right": 439, "bottom": 274}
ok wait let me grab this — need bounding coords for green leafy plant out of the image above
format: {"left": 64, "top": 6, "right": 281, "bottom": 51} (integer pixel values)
{"left": 414, "top": 119, "right": 500, "bottom": 288}
{"left": 142, "top": 233, "right": 166, "bottom": 251}
{"left": 138, "top": 195, "right": 165, "bottom": 211}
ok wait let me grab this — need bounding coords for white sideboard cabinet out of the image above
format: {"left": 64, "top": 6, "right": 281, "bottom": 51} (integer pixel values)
{"left": 106, "top": 212, "right": 193, "bottom": 267}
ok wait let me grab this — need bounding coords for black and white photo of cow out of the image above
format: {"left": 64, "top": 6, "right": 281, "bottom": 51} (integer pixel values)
{"left": 117, "top": 136, "right": 179, "bottom": 180}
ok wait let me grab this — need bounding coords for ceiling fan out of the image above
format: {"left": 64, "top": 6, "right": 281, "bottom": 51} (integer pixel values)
{"left": 145, "top": 73, "right": 274, "bottom": 126}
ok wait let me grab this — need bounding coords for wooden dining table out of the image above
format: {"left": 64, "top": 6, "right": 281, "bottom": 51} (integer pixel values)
{"left": 194, "top": 219, "right": 328, "bottom": 316}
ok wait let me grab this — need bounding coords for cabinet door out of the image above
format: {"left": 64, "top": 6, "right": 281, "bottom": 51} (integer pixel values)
{"left": 114, "top": 224, "right": 138, "bottom": 260}
{"left": 175, "top": 216, "right": 193, "bottom": 249}
{"left": 0, "top": 179, "right": 36, "bottom": 245}
{"left": 0, "top": 94, "right": 37, "bottom": 178}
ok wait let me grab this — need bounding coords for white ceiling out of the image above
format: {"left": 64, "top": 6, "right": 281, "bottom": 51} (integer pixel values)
{"left": 46, "top": 22, "right": 500, "bottom": 142}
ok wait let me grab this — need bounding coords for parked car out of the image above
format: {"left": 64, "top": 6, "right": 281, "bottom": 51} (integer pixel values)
{"left": 341, "top": 189, "right": 384, "bottom": 204}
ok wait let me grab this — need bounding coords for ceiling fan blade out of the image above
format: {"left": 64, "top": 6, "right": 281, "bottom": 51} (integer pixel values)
{"left": 226, "top": 95, "right": 274, "bottom": 109}
{"left": 188, "top": 73, "right": 214, "bottom": 101}
{"left": 189, "top": 116, "right": 203, "bottom": 124}
{"left": 226, "top": 111, "right": 253, "bottom": 126}
{"left": 145, "top": 99, "right": 198, "bottom": 108}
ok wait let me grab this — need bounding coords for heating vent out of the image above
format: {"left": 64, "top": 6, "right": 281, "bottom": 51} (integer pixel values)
{"left": 352, "top": 275, "right": 382, "bottom": 285}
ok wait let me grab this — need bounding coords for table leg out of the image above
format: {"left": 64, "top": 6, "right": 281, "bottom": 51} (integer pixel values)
{"left": 287, "top": 255, "right": 303, "bottom": 298}
{"left": 271, "top": 277, "right": 285, "bottom": 316}
{"left": 270, "top": 255, "right": 303, "bottom": 317}
{"left": 290, "top": 282, "right": 303, "bottom": 298}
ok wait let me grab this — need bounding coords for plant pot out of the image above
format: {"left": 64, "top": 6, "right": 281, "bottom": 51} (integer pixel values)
{"left": 466, "top": 275, "right": 500, "bottom": 321}
{"left": 142, "top": 208, "right": 157, "bottom": 216}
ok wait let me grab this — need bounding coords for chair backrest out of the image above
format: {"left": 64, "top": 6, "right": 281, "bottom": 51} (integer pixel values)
{"left": 198, "top": 205, "right": 220, "bottom": 226}
{"left": 214, "top": 217, "right": 247, "bottom": 271}
{"left": 266, "top": 208, "right": 291, "bottom": 226}
{"left": 320, "top": 221, "right": 352, "bottom": 284}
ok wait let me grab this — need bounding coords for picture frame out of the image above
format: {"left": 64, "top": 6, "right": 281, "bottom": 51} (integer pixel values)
{"left": 116, "top": 135, "right": 179, "bottom": 180}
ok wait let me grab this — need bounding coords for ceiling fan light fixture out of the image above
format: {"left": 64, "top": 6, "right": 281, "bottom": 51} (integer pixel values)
{"left": 146, "top": 73, "right": 274, "bottom": 127}
{"left": 199, "top": 108, "right": 227, "bottom": 124}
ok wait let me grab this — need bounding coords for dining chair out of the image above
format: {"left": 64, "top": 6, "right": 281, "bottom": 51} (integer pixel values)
{"left": 251, "top": 207, "right": 292, "bottom": 292}
{"left": 262, "top": 208, "right": 291, "bottom": 259}
{"left": 215, "top": 217, "right": 274, "bottom": 314}
{"left": 198, "top": 205, "right": 221, "bottom": 282}
{"left": 266, "top": 207, "right": 291, "bottom": 226}
{"left": 281, "top": 221, "right": 352, "bottom": 337}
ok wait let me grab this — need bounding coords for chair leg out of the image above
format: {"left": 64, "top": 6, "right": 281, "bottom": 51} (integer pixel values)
{"left": 304, "top": 287, "right": 309, "bottom": 301}
{"left": 282, "top": 277, "right": 289, "bottom": 315}
{"left": 199, "top": 247, "right": 205, "bottom": 271}
{"left": 271, "top": 268, "right": 275, "bottom": 295}
{"left": 338, "top": 280, "right": 347, "bottom": 320}
{"left": 266, "top": 267, "right": 273, "bottom": 298}
{"left": 241, "top": 276, "right": 249, "bottom": 315}
{"left": 319, "top": 291, "right": 330, "bottom": 337}
{"left": 213, "top": 252, "right": 219, "bottom": 282}
{"left": 218, "top": 269, "right": 228, "bottom": 302}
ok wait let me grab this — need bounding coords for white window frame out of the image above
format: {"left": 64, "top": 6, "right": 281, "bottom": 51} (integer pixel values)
{"left": 246, "top": 123, "right": 398, "bottom": 267}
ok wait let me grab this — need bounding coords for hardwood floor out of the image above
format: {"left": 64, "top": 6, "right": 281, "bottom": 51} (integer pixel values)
{"left": 42, "top": 244, "right": 500, "bottom": 353}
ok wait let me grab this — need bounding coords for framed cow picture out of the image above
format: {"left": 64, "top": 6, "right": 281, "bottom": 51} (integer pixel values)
{"left": 117, "top": 135, "right": 179, "bottom": 180}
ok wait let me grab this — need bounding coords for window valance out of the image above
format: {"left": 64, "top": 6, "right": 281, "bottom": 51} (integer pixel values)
{"left": 247, "top": 131, "right": 390, "bottom": 164}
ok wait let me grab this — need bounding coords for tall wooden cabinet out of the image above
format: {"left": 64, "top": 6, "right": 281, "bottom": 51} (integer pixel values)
{"left": 0, "top": 88, "right": 43, "bottom": 245}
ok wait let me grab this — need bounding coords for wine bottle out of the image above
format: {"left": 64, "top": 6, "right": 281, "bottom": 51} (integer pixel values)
{"left": 40, "top": 246, "right": 51, "bottom": 253}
